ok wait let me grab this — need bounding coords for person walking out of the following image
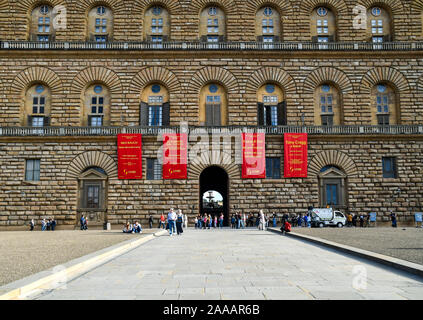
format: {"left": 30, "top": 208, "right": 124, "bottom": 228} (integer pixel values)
{"left": 167, "top": 208, "right": 177, "bottom": 236}
{"left": 149, "top": 215, "right": 153, "bottom": 229}
{"left": 303, "top": 214, "right": 309, "bottom": 229}
{"left": 259, "top": 210, "right": 266, "bottom": 231}
{"left": 390, "top": 211, "right": 397, "bottom": 228}
{"left": 41, "top": 218, "right": 47, "bottom": 231}
{"left": 176, "top": 210, "right": 184, "bottom": 235}
{"left": 347, "top": 213, "right": 353, "bottom": 227}
{"left": 359, "top": 214, "right": 364, "bottom": 228}
{"left": 159, "top": 213, "right": 165, "bottom": 229}
{"left": 30, "top": 219, "right": 35, "bottom": 231}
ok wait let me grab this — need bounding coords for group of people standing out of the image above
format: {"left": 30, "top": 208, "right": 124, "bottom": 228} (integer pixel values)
{"left": 195, "top": 213, "right": 224, "bottom": 229}
{"left": 30, "top": 218, "right": 57, "bottom": 231}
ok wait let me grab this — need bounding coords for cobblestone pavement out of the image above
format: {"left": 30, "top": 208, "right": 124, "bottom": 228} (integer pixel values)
{"left": 32, "top": 229, "right": 423, "bottom": 300}
{"left": 0, "top": 229, "right": 156, "bottom": 286}
{"left": 292, "top": 227, "right": 423, "bottom": 265}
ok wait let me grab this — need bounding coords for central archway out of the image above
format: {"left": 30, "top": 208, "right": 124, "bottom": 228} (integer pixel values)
{"left": 200, "top": 166, "right": 229, "bottom": 226}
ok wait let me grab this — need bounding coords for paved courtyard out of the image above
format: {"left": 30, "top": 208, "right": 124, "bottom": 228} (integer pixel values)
{"left": 32, "top": 229, "right": 423, "bottom": 300}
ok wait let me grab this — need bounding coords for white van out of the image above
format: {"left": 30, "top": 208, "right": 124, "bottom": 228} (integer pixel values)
{"left": 310, "top": 208, "right": 347, "bottom": 228}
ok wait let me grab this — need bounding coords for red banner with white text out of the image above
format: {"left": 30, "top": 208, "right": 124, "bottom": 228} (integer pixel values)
{"left": 117, "top": 134, "right": 142, "bottom": 180}
{"left": 242, "top": 133, "right": 266, "bottom": 179}
{"left": 284, "top": 133, "right": 308, "bottom": 178}
{"left": 163, "top": 133, "right": 188, "bottom": 180}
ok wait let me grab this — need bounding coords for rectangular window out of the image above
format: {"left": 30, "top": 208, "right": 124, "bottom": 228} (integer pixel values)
{"left": 147, "top": 158, "right": 162, "bottom": 180}
{"left": 382, "top": 157, "right": 397, "bottom": 178}
{"left": 32, "top": 96, "right": 45, "bottom": 114}
{"left": 32, "top": 116, "right": 45, "bottom": 127}
{"left": 262, "top": 19, "right": 274, "bottom": 34}
{"left": 86, "top": 185, "right": 100, "bottom": 209}
{"left": 377, "top": 114, "right": 390, "bottom": 125}
{"left": 317, "top": 19, "right": 328, "bottom": 34}
{"left": 207, "top": 18, "right": 219, "bottom": 33}
{"left": 321, "top": 114, "right": 334, "bottom": 126}
{"left": 266, "top": 157, "right": 281, "bottom": 179}
{"left": 25, "top": 159, "right": 40, "bottom": 181}
{"left": 152, "top": 18, "right": 163, "bottom": 34}
{"left": 326, "top": 184, "right": 338, "bottom": 206}
{"left": 90, "top": 116, "right": 103, "bottom": 127}
{"left": 95, "top": 19, "right": 107, "bottom": 33}
{"left": 148, "top": 105, "right": 163, "bottom": 126}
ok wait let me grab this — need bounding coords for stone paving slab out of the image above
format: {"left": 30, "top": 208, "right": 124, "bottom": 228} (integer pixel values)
{"left": 0, "top": 229, "right": 157, "bottom": 286}
{"left": 31, "top": 229, "right": 423, "bottom": 300}
{"left": 292, "top": 227, "right": 423, "bottom": 265}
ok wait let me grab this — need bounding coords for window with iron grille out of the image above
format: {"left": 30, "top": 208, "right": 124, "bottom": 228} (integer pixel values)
{"left": 147, "top": 158, "right": 162, "bottom": 180}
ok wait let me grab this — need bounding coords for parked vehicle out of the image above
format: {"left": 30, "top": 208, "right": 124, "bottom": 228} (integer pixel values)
{"left": 310, "top": 208, "right": 347, "bottom": 228}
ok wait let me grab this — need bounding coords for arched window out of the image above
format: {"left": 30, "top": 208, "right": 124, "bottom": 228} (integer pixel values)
{"left": 199, "top": 83, "right": 227, "bottom": 126}
{"left": 314, "top": 83, "right": 341, "bottom": 126}
{"left": 371, "top": 83, "right": 398, "bottom": 125}
{"left": 257, "top": 83, "right": 286, "bottom": 126}
{"left": 25, "top": 84, "right": 51, "bottom": 127}
{"left": 199, "top": 6, "right": 226, "bottom": 46}
{"left": 311, "top": 7, "right": 336, "bottom": 43}
{"left": 30, "top": 4, "right": 55, "bottom": 42}
{"left": 83, "top": 84, "right": 110, "bottom": 127}
{"left": 255, "top": 6, "right": 281, "bottom": 45}
{"left": 140, "top": 83, "right": 170, "bottom": 126}
{"left": 318, "top": 165, "right": 347, "bottom": 209}
{"left": 367, "top": 6, "right": 392, "bottom": 44}
{"left": 144, "top": 6, "right": 170, "bottom": 46}
{"left": 87, "top": 5, "right": 113, "bottom": 47}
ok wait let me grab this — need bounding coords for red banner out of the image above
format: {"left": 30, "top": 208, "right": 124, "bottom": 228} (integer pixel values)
{"left": 284, "top": 133, "right": 308, "bottom": 178}
{"left": 242, "top": 133, "right": 266, "bottom": 179}
{"left": 117, "top": 134, "right": 142, "bottom": 180}
{"left": 163, "top": 133, "right": 187, "bottom": 180}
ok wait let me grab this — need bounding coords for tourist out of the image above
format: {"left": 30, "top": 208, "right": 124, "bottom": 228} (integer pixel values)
{"left": 255, "top": 213, "right": 260, "bottom": 228}
{"left": 219, "top": 213, "right": 224, "bottom": 228}
{"left": 390, "top": 211, "right": 397, "bottom": 228}
{"left": 194, "top": 216, "right": 198, "bottom": 229}
{"left": 133, "top": 221, "right": 142, "bottom": 233}
{"left": 347, "top": 213, "right": 353, "bottom": 227}
{"left": 213, "top": 215, "right": 217, "bottom": 228}
{"left": 84, "top": 217, "right": 88, "bottom": 230}
{"left": 203, "top": 215, "right": 207, "bottom": 229}
{"left": 303, "top": 214, "right": 308, "bottom": 228}
{"left": 168, "top": 208, "right": 177, "bottom": 236}
{"left": 281, "top": 220, "right": 291, "bottom": 235}
{"left": 359, "top": 214, "right": 364, "bottom": 228}
{"left": 242, "top": 213, "right": 246, "bottom": 229}
{"left": 41, "top": 218, "right": 47, "bottom": 231}
{"left": 231, "top": 214, "right": 236, "bottom": 229}
{"left": 235, "top": 212, "right": 239, "bottom": 229}
{"left": 30, "top": 219, "right": 35, "bottom": 231}
{"left": 50, "top": 218, "right": 56, "bottom": 231}
{"left": 149, "top": 215, "right": 153, "bottom": 229}
{"left": 248, "top": 213, "right": 254, "bottom": 227}
{"left": 297, "top": 214, "right": 302, "bottom": 227}
{"left": 352, "top": 214, "right": 357, "bottom": 227}
{"left": 159, "top": 213, "right": 166, "bottom": 229}
{"left": 365, "top": 214, "right": 370, "bottom": 227}
{"left": 272, "top": 213, "right": 277, "bottom": 228}
{"left": 208, "top": 214, "right": 212, "bottom": 229}
{"left": 80, "top": 215, "right": 85, "bottom": 230}
{"left": 259, "top": 210, "right": 266, "bottom": 231}
{"left": 184, "top": 213, "right": 188, "bottom": 229}
{"left": 46, "top": 219, "right": 51, "bottom": 231}
{"left": 176, "top": 210, "right": 184, "bottom": 235}
{"left": 123, "top": 222, "right": 133, "bottom": 233}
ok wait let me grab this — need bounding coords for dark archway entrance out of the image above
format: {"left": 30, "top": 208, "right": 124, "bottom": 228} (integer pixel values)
{"left": 200, "top": 166, "right": 229, "bottom": 226}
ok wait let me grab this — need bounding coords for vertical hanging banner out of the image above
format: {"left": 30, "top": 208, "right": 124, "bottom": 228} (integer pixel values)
{"left": 284, "top": 133, "right": 308, "bottom": 178}
{"left": 117, "top": 134, "right": 142, "bottom": 180}
{"left": 163, "top": 133, "right": 188, "bottom": 180}
{"left": 242, "top": 133, "right": 266, "bottom": 179}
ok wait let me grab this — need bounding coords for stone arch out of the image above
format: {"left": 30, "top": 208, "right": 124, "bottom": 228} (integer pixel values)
{"left": 189, "top": 149, "right": 239, "bottom": 180}
{"left": 10, "top": 66, "right": 63, "bottom": 96}
{"left": 309, "top": 151, "right": 358, "bottom": 177}
{"left": 244, "top": 0, "right": 293, "bottom": 16}
{"left": 246, "top": 67, "right": 296, "bottom": 96}
{"left": 303, "top": 67, "right": 353, "bottom": 94}
{"left": 73, "top": 0, "right": 125, "bottom": 13}
{"left": 298, "top": 0, "right": 348, "bottom": 15}
{"left": 412, "top": 0, "right": 423, "bottom": 10}
{"left": 0, "top": 0, "right": 9, "bottom": 12}
{"left": 131, "top": 0, "right": 181, "bottom": 16}
{"left": 189, "top": 0, "right": 238, "bottom": 15}
{"left": 67, "top": 151, "right": 118, "bottom": 179}
{"left": 357, "top": 0, "right": 404, "bottom": 15}
{"left": 188, "top": 66, "right": 239, "bottom": 94}
{"left": 360, "top": 67, "right": 410, "bottom": 94}
{"left": 71, "top": 66, "right": 123, "bottom": 95}
{"left": 15, "top": 0, "right": 65, "bottom": 14}
{"left": 416, "top": 74, "right": 423, "bottom": 94}
{"left": 130, "top": 66, "right": 181, "bottom": 95}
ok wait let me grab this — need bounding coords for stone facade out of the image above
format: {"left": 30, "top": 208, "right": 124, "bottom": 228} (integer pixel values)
{"left": 0, "top": 0, "right": 423, "bottom": 229}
